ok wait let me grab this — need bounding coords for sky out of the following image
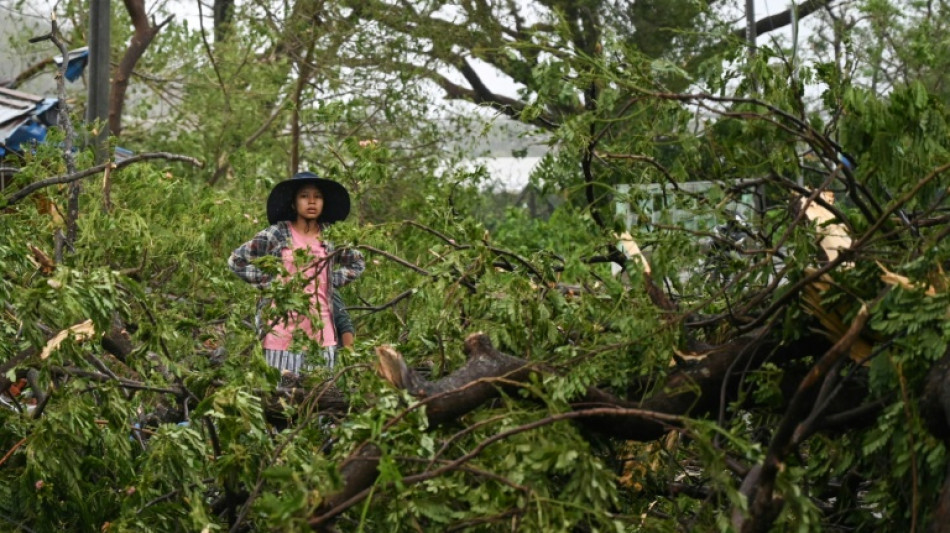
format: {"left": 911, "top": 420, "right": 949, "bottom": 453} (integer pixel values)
{"left": 2, "top": 0, "right": 818, "bottom": 96}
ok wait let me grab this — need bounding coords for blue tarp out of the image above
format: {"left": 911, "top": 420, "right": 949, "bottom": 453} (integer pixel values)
{"left": 0, "top": 48, "right": 135, "bottom": 162}
{"left": 0, "top": 47, "right": 89, "bottom": 157}
{"left": 0, "top": 88, "right": 60, "bottom": 156}
{"left": 52, "top": 47, "right": 90, "bottom": 82}
{"left": 5, "top": 121, "right": 47, "bottom": 150}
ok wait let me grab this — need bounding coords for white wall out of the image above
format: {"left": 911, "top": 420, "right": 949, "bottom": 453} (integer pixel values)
{"left": 0, "top": 4, "right": 64, "bottom": 93}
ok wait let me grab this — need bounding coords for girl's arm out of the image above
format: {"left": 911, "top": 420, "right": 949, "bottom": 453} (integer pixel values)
{"left": 331, "top": 248, "right": 365, "bottom": 287}
{"left": 228, "top": 226, "right": 283, "bottom": 289}
{"left": 332, "top": 290, "right": 355, "bottom": 347}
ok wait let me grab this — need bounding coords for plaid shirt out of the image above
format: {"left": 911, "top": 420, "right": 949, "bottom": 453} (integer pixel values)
{"left": 228, "top": 221, "right": 365, "bottom": 290}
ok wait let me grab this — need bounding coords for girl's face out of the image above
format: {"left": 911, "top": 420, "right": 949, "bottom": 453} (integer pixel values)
{"left": 294, "top": 184, "right": 324, "bottom": 222}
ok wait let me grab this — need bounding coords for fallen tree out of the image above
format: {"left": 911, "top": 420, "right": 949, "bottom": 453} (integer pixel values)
{"left": 2, "top": 18, "right": 950, "bottom": 531}
{"left": 2, "top": 140, "right": 947, "bottom": 532}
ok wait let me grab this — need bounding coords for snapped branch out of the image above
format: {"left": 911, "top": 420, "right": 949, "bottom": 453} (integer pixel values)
{"left": 3, "top": 152, "right": 203, "bottom": 206}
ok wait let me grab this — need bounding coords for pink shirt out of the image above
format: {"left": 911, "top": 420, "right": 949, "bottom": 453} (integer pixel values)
{"left": 261, "top": 225, "right": 337, "bottom": 350}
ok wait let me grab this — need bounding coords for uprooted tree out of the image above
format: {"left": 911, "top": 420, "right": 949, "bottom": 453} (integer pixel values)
{"left": 2, "top": 2, "right": 950, "bottom": 532}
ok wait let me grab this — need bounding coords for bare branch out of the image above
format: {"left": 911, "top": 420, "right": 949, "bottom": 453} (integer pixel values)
{"left": 3, "top": 152, "right": 203, "bottom": 206}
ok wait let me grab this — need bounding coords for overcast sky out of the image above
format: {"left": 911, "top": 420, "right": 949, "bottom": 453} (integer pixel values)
{"left": 0, "top": 0, "right": 830, "bottom": 190}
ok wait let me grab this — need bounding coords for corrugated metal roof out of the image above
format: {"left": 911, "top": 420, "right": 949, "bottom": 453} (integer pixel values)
{"left": 0, "top": 86, "right": 44, "bottom": 124}
{"left": 0, "top": 47, "right": 88, "bottom": 157}
{"left": 0, "top": 86, "right": 59, "bottom": 155}
{"left": 0, "top": 116, "right": 30, "bottom": 142}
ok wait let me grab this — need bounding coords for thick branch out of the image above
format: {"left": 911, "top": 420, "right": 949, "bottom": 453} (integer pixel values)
{"left": 4, "top": 57, "right": 54, "bottom": 89}
{"left": 313, "top": 330, "right": 836, "bottom": 528}
{"left": 378, "top": 335, "right": 539, "bottom": 426}
{"left": 433, "top": 70, "right": 554, "bottom": 128}
{"left": 736, "top": 0, "right": 834, "bottom": 40}
{"left": 110, "top": 0, "right": 173, "bottom": 136}
{"left": 736, "top": 303, "right": 871, "bottom": 533}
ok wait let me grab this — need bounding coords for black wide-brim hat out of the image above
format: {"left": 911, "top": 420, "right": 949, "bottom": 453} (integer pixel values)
{"left": 266, "top": 172, "right": 351, "bottom": 225}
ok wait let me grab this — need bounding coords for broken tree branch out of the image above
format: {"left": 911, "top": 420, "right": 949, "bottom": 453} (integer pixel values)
{"left": 311, "top": 330, "right": 836, "bottom": 528}
{"left": 2, "top": 152, "right": 203, "bottom": 206}
{"left": 735, "top": 301, "right": 871, "bottom": 533}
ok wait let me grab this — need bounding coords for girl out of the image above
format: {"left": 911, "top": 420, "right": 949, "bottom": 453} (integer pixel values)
{"left": 229, "top": 172, "right": 364, "bottom": 375}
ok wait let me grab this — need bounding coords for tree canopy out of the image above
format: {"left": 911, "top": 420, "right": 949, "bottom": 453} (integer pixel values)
{"left": 2, "top": 0, "right": 950, "bottom": 532}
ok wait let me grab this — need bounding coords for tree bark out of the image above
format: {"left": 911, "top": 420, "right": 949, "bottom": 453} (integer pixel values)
{"left": 213, "top": 0, "right": 235, "bottom": 43}
{"left": 4, "top": 57, "right": 54, "bottom": 89}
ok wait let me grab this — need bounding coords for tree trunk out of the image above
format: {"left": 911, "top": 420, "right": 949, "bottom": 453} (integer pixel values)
{"left": 109, "top": 0, "right": 173, "bottom": 137}
{"left": 213, "top": 0, "right": 235, "bottom": 43}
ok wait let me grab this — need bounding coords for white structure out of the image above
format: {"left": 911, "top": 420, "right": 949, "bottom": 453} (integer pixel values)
{"left": 0, "top": 6, "right": 61, "bottom": 93}
{"left": 615, "top": 181, "right": 760, "bottom": 232}
{"left": 444, "top": 117, "right": 551, "bottom": 192}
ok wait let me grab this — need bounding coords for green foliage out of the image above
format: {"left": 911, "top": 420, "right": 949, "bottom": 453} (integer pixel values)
{"left": 2, "top": 0, "right": 950, "bottom": 531}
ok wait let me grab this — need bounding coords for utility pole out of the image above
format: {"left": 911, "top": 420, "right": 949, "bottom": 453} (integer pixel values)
{"left": 87, "top": 0, "right": 110, "bottom": 164}
{"left": 746, "top": 0, "right": 766, "bottom": 221}
{"left": 746, "top": 0, "right": 756, "bottom": 61}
